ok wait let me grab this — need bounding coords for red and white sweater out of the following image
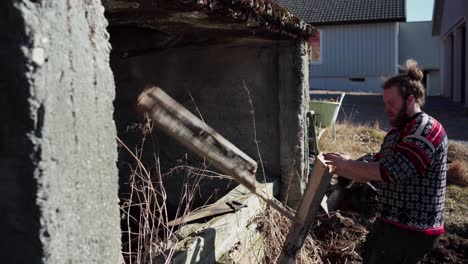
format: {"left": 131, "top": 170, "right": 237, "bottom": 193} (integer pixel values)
{"left": 375, "top": 112, "right": 448, "bottom": 236}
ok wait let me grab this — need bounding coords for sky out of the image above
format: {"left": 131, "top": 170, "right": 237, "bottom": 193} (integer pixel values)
{"left": 406, "top": 0, "right": 435, "bottom": 22}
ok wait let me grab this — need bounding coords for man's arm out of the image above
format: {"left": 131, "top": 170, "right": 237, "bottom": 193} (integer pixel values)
{"left": 338, "top": 160, "right": 382, "bottom": 182}
{"left": 323, "top": 153, "right": 383, "bottom": 182}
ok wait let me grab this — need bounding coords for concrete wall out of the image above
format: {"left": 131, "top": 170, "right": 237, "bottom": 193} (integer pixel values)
{"left": 0, "top": 1, "right": 121, "bottom": 263}
{"left": 399, "top": 22, "right": 440, "bottom": 69}
{"left": 110, "top": 31, "right": 309, "bottom": 208}
{"left": 399, "top": 21, "right": 441, "bottom": 95}
{"left": 437, "top": 0, "right": 468, "bottom": 107}
{"left": 428, "top": 71, "right": 443, "bottom": 96}
{"left": 311, "top": 22, "right": 398, "bottom": 92}
{"left": 278, "top": 42, "right": 310, "bottom": 207}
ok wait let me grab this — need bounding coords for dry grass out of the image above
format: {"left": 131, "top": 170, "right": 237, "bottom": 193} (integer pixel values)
{"left": 255, "top": 207, "right": 368, "bottom": 264}
{"left": 447, "top": 141, "right": 468, "bottom": 187}
{"left": 311, "top": 212, "right": 369, "bottom": 264}
{"left": 447, "top": 161, "right": 468, "bottom": 187}
{"left": 254, "top": 207, "right": 322, "bottom": 263}
{"left": 119, "top": 116, "right": 232, "bottom": 264}
{"left": 444, "top": 184, "right": 468, "bottom": 236}
{"left": 448, "top": 141, "right": 468, "bottom": 162}
{"left": 118, "top": 131, "right": 182, "bottom": 264}
{"left": 318, "top": 121, "right": 385, "bottom": 158}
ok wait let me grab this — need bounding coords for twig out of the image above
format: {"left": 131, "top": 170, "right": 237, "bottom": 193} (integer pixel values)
{"left": 242, "top": 81, "right": 266, "bottom": 183}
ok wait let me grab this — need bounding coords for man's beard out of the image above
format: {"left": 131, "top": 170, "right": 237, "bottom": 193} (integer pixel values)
{"left": 390, "top": 102, "right": 409, "bottom": 128}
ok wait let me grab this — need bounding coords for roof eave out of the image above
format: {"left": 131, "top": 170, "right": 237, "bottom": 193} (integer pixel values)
{"left": 309, "top": 18, "right": 406, "bottom": 27}
{"left": 103, "top": 0, "right": 317, "bottom": 40}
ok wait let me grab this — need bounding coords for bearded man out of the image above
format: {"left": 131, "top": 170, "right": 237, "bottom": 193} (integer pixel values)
{"left": 324, "top": 60, "right": 448, "bottom": 264}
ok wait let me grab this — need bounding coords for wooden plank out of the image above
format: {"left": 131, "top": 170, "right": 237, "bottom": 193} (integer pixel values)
{"left": 137, "top": 87, "right": 297, "bottom": 223}
{"left": 307, "top": 111, "right": 320, "bottom": 157}
{"left": 156, "top": 179, "right": 277, "bottom": 263}
{"left": 277, "top": 155, "right": 332, "bottom": 263}
{"left": 166, "top": 202, "right": 238, "bottom": 227}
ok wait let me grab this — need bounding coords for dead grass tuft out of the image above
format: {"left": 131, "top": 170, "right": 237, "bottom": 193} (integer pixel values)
{"left": 119, "top": 116, "right": 232, "bottom": 264}
{"left": 444, "top": 184, "right": 468, "bottom": 237}
{"left": 448, "top": 141, "right": 468, "bottom": 162}
{"left": 447, "top": 160, "right": 468, "bottom": 187}
{"left": 319, "top": 121, "right": 385, "bottom": 158}
{"left": 447, "top": 141, "right": 468, "bottom": 187}
{"left": 311, "top": 212, "right": 369, "bottom": 263}
{"left": 255, "top": 207, "right": 369, "bottom": 264}
{"left": 254, "top": 207, "right": 322, "bottom": 264}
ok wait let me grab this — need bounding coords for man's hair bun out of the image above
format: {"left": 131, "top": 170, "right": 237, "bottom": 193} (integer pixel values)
{"left": 403, "top": 59, "right": 424, "bottom": 82}
{"left": 383, "top": 59, "right": 426, "bottom": 106}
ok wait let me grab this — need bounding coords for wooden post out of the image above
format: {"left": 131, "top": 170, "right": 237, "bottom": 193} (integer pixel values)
{"left": 137, "top": 87, "right": 298, "bottom": 223}
{"left": 277, "top": 155, "right": 332, "bottom": 263}
{"left": 307, "top": 111, "right": 319, "bottom": 157}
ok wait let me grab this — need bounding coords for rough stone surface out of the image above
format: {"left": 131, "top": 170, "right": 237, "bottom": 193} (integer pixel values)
{"left": 278, "top": 42, "right": 310, "bottom": 208}
{"left": 0, "top": 1, "right": 121, "bottom": 263}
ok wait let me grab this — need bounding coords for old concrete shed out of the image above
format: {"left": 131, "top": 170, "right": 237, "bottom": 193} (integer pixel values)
{"left": 2, "top": 0, "right": 314, "bottom": 263}
{"left": 105, "top": 0, "right": 315, "bottom": 211}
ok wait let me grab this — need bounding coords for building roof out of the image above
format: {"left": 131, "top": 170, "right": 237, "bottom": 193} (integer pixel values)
{"left": 274, "top": 0, "right": 406, "bottom": 25}
{"left": 103, "top": 0, "right": 316, "bottom": 40}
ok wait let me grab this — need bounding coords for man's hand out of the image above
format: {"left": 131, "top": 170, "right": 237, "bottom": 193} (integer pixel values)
{"left": 324, "top": 153, "right": 383, "bottom": 182}
{"left": 323, "top": 153, "right": 351, "bottom": 175}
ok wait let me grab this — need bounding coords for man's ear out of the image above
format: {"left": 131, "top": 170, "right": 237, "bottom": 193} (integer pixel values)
{"left": 406, "top": 95, "right": 415, "bottom": 106}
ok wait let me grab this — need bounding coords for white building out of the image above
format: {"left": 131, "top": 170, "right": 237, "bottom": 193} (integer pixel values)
{"left": 433, "top": 0, "right": 468, "bottom": 108}
{"left": 276, "top": 0, "right": 442, "bottom": 95}
{"left": 399, "top": 21, "right": 442, "bottom": 96}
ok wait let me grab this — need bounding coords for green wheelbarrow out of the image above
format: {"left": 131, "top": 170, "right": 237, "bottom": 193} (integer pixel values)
{"left": 309, "top": 93, "right": 345, "bottom": 141}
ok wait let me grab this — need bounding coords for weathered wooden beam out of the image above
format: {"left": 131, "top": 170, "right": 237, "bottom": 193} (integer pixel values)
{"left": 137, "top": 87, "right": 297, "bottom": 223}
{"left": 277, "top": 155, "right": 332, "bottom": 263}
{"left": 162, "top": 182, "right": 276, "bottom": 263}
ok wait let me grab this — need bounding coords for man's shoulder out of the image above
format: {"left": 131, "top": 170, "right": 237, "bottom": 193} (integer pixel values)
{"left": 404, "top": 113, "right": 447, "bottom": 147}
{"left": 383, "top": 128, "right": 399, "bottom": 141}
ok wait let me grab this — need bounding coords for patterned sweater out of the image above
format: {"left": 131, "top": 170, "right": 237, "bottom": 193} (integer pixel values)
{"left": 374, "top": 112, "right": 448, "bottom": 236}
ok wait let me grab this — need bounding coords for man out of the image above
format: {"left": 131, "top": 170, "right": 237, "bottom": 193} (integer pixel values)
{"left": 324, "top": 60, "right": 448, "bottom": 264}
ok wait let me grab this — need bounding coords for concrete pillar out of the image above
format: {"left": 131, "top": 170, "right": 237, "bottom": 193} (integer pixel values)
{"left": 278, "top": 41, "right": 309, "bottom": 209}
{"left": 445, "top": 35, "right": 454, "bottom": 98}
{"left": 453, "top": 27, "right": 464, "bottom": 102}
{"left": 0, "top": 1, "right": 121, "bottom": 263}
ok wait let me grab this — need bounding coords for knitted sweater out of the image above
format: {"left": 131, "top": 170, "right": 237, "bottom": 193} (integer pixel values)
{"left": 375, "top": 112, "right": 448, "bottom": 236}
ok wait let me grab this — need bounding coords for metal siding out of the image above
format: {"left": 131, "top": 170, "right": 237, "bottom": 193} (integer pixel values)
{"left": 312, "top": 23, "right": 397, "bottom": 77}
{"left": 399, "top": 22, "right": 441, "bottom": 69}
{"left": 311, "top": 77, "right": 384, "bottom": 92}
